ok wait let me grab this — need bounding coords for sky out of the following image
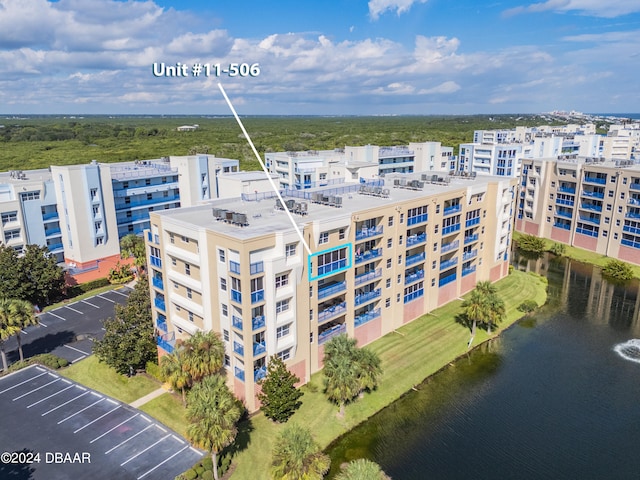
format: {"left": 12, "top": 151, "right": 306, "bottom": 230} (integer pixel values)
{"left": 1, "top": 0, "right": 640, "bottom": 115}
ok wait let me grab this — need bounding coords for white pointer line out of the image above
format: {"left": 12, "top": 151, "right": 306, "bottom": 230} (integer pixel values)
{"left": 217, "top": 82, "right": 312, "bottom": 256}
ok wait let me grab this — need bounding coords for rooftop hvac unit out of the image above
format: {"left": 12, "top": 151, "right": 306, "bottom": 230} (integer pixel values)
{"left": 399, "top": 178, "right": 407, "bottom": 186}
{"left": 334, "top": 196, "right": 342, "bottom": 207}
{"left": 421, "top": 174, "right": 428, "bottom": 181}
{"left": 225, "top": 211, "right": 234, "bottom": 221}
{"left": 232, "top": 213, "right": 248, "bottom": 225}
{"left": 382, "top": 188, "right": 390, "bottom": 197}
{"left": 300, "top": 202, "right": 308, "bottom": 212}
{"left": 416, "top": 181, "right": 424, "bottom": 189}
{"left": 285, "top": 199, "right": 296, "bottom": 209}
{"left": 275, "top": 199, "right": 284, "bottom": 210}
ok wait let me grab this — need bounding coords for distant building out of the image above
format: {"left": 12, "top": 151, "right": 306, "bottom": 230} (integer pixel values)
{"left": 176, "top": 125, "right": 199, "bottom": 132}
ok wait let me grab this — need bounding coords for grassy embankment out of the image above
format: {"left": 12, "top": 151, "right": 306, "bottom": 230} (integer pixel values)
{"left": 512, "top": 231, "right": 640, "bottom": 279}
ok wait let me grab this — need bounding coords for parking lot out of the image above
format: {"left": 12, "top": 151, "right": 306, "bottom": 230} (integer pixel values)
{"left": 0, "top": 365, "right": 203, "bottom": 479}
{"left": 5, "top": 287, "right": 133, "bottom": 366}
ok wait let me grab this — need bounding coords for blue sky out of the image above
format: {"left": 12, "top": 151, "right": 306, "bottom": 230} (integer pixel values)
{"left": 1, "top": 0, "right": 640, "bottom": 114}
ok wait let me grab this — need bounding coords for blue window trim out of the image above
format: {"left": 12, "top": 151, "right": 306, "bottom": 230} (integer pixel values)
{"left": 308, "top": 243, "right": 353, "bottom": 282}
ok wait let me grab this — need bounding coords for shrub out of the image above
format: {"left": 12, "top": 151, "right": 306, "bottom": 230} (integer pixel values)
{"left": 517, "top": 300, "right": 538, "bottom": 313}
{"left": 108, "top": 262, "right": 134, "bottom": 284}
{"left": 602, "top": 259, "right": 634, "bottom": 282}
{"left": 183, "top": 469, "right": 197, "bottom": 480}
{"left": 4, "top": 353, "right": 69, "bottom": 374}
{"left": 549, "top": 242, "right": 566, "bottom": 256}
{"left": 201, "top": 471, "right": 214, "bottom": 480}
{"left": 201, "top": 457, "right": 213, "bottom": 471}
{"left": 145, "top": 361, "right": 163, "bottom": 382}
{"left": 517, "top": 234, "right": 546, "bottom": 254}
{"left": 194, "top": 465, "right": 205, "bottom": 476}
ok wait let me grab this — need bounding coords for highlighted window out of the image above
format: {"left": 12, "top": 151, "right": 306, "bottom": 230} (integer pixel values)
{"left": 308, "top": 244, "right": 352, "bottom": 282}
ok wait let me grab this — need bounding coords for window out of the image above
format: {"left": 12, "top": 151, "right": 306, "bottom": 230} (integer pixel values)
{"left": 388, "top": 216, "right": 394, "bottom": 227}
{"left": 146, "top": 179, "right": 151, "bottom": 186}
{"left": 187, "top": 287, "right": 193, "bottom": 299}
{"left": 185, "top": 264, "right": 191, "bottom": 276}
{"left": 603, "top": 230, "right": 608, "bottom": 237}
{"left": 221, "top": 304, "right": 228, "bottom": 316}
{"left": 387, "top": 238, "right": 392, "bottom": 248}
{"left": 399, "top": 235, "right": 403, "bottom": 245}
{"left": 4, "top": 229, "right": 20, "bottom": 241}
{"left": 400, "top": 213, "right": 404, "bottom": 223}
{"left": 431, "top": 278, "right": 436, "bottom": 287}
{"left": 432, "top": 260, "right": 437, "bottom": 269}
{"left": 188, "top": 311, "right": 194, "bottom": 323}
{"left": 398, "top": 255, "right": 402, "bottom": 264}
{"left": 220, "top": 278, "right": 227, "bottom": 291}
{"left": 339, "top": 229, "right": 345, "bottom": 240}
{"left": 385, "top": 297, "right": 391, "bottom": 308}
{"left": 181, "top": 236, "right": 189, "bottom": 243}
{"left": 173, "top": 282, "right": 179, "bottom": 289}
{"left": 319, "top": 232, "right": 329, "bottom": 244}
{"left": 386, "top": 258, "right": 392, "bottom": 269}
{"left": 397, "top": 274, "right": 401, "bottom": 284}
{"left": 285, "top": 243, "right": 297, "bottom": 257}
{"left": 607, "top": 204, "right": 612, "bottom": 211}
{"left": 94, "top": 221, "right": 102, "bottom": 232}
{"left": 386, "top": 278, "right": 391, "bottom": 288}
{"left": 608, "top": 190, "right": 614, "bottom": 198}
{"left": 171, "top": 257, "right": 177, "bottom": 266}
{"left": 147, "top": 193, "right": 153, "bottom": 200}
{"left": 1, "top": 212, "right": 17, "bottom": 224}
{"left": 397, "top": 293, "right": 401, "bottom": 302}
{"left": 276, "top": 299, "right": 290, "bottom": 314}
{"left": 89, "top": 188, "right": 97, "bottom": 200}
{"left": 92, "top": 206, "right": 100, "bottom": 216}
{"left": 435, "top": 225, "right": 439, "bottom": 234}
{"left": 436, "top": 204, "right": 441, "bottom": 214}
{"left": 224, "top": 354, "right": 231, "bottom": 367}
{"left": 277, "top": 349, "right": 291, "bottom": 361}
{"left": 218, "top": 249, "right": 225, "bottom": 262}
{"left": 276, "top": 324, "right": 290, "bottom": 338}
{"left": 96, "top": 237, "right": 104, "bottom": 246}
{"left": 275, "top": 273, "right": 289, "bottom": 288}
{"left": 433, "top": 242, "right": 438, "bottom": 251}
{"left": 122, "top": 182, "right": 129, "bottom": 189}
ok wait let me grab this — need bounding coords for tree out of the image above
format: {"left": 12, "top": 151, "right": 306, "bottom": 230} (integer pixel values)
{"left": 92, "top": 277, "right": 156, "bottom": 374}
{"left": 335, "top": 459, "right": 391, "bottom": 480}
{"left": 517, "top": 234, "right": 546, "bottom": 255}
{"left": 0, "top": 246, "right": 22, "bottom": 297}
{"left": 602, "top": 259, "right": 634, "bottom": 283}
{"left": 182, "top": 330, "right": 225, "bottom": 383}
{"left": 160, "top": 345, "right": 192, "bottom": 405}
{"left": 0, "top": 298, "right": 21, "bottom": 371}
{"left": 462, "top": 281, "right": 506, "bottom": 345}
{"left": 186, "top": 374, "right": 243, "bottom": 480}
{"left": 270, "top": 423, "right": 330, "bottom": 480}
{"left": 257, "top": 355, "right": 303, "bottom": 423}
{"left": 120, "top": 233, "right": 147, "bottom": 269}
{"left": 355, "top": 348, "right": 382, "bottom": 394}
{"left": 485, "top": 292, "right": 506, "bottom": 334}
{"left": 9, "top": 299, "right": 38, "bottom": 362}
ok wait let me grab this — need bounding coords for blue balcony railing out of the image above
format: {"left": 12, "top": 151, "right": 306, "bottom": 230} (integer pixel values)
{"left": 318, "top": 258, "right": 347, "bottom": 276}
{"left": 407, "top": 213, "right": 428, "bottom": 226}
{"left": 406, "top": 252, "right": 426, "bottom": 267}
{"left": 231, "top": 289, "right": 242, "bottom": 303}
{"left": 254, "top": 366, "right": 267, "bottom": 383}
{"left": 318, "top": 281, "right": 347, "bottom": 299}
{"left": 462, "top": 250, "right": 478, "bottom": 261}
{"left": 45, "top": 228, "right": 61, "bottom": 237}
{"left": 580, "top": 203, "right": 602, "bottom": 212}
{"left": 404, "top": 288, "right": 424, "bottom": 304}
{"left": 576, "top": 227, "right": 598, "bottom": 237}
{"left": 234, "top": 366, "right": 245, "bottom": 382}
{"left": 252, "top": 315, "right": 266, "bottom": 330}
{"left": 621, "top": 238, "right": 640, "bottom": 249}
{"left": 558, "top": 186, "right": 576, "bottom": 194}
{"left": 440, "top": 257, "right": 458, "bottom": 271}
{"left": 439, "top": 273, "right": 457, "bottom": 287}
{"left": 556, "top": 198, "right": 575, "bottom": 207}
{"left": 462, "top": 266, "right": 477, "bottom": 277}
{"left": 354, "top": 288, "right": 381, "bottom": 306}
{"left": 47, "top": 243, "right": 64, "bottom": 252}
{"left": 157, "top": 332, "right": 175, "bottom": 354}
{"left": 442, "top": 223, "right": 461, "bottom": 236}
{"left": 152, "top": 276, "right": 164, "bottom": 290}
{"left": 405, "top": 270, "right": 424, "bottom": 285}
{"left": 233, "top": 342, "right": 244, "bottom": 356}
{"left": 355, "top": 248, "right": 382, "bottom": 264}
{"left": 42, "top": 211, "right": 59, "bottom": 220}
{"left": 623, "top": 225, "right": 640, "bottom": 235}
{"left": 355, "top": 225, "right": 383, "bottom": 241}
{"left": 232, "top": 315, "right": 243, "bottom": 331}
{"left": 318, "top": 323, "right": 347, "bottom": 344}
{"left": 441, "top": 240, "right": 459, "bottom": 254}
{"left": 627, "top": 211, "right": 640, "bottom": 220}
{"left": 584, "top": 175, "right": 606, "bottom": 185}
{"left": 556, "top": 210, "right": 572, "bottom": 218}
{"left": 579, "top": 216, "right": 600, "bottom": 225}
{"left": 631, "top": 183, "right": 640, "bottom": 191}
{"left": 465, "top": 217, "right": 480, "bottom": 228}
{"left": 154, "top": 297, "right": 166, "bottom": 312}
{"left": 443, "top": 204, "right": 462, "bottom": 216}
{"left": 253, "top": 341, "right": 266, "bottom": 356}
{"left": 150, "top": 256, "right": 162, "bottom": 268}
{"left": 354, "top": 308, "right": 381, "bottom": 327}
{"left": 115, "top": 194, "right": 180, "bottom": 210}
{"left": 406, "top": 232, "right": 427, "bottom": 247}
{"left": 251, "top": 290, "right": 265, "bottom": 304}
{"left": 354, "top": 268, "right": 382, "bottom": 286}
{"left": 318, "top": 302, "right": 347, "bottom": 323}
{"left": 553, "top": 222, "right": 571, "bottom": 230}
{"left": 629, "top": 197, "right": 640, "bottom": 206}
{"left": 464, "top": 233, "right": 479, "bottom": 244}
{"left": 581, "top": 190, "right": 604, "bottom": 199}
{"left": 156, "top": 315, "right": 167, "bottom": 333}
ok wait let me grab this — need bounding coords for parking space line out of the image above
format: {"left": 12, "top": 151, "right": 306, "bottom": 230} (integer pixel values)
{"left": 90, "top": 413, "right": 139, "bottom": 444}
{"left": 74, "top": 405, "right": 121, "bottom": 433}
{"left": 27, "top": 385, "right": 75, "bottom": 408}
{"left": 111, "top": 289, "right": 129, "bottom": 297}
{"left": 189, "top": 447, "right": 201, "bottom": 455}
{"left": 98, "top": 294, "right": 116, "bottom": 303}
{"left": 171, "top": 434, "right": 185, "bottom": 444}
{"left": 47, "top": 312, "right": 66, "bottom": 321}
{"left": 64, "top": 305, "right": 84, "bottom": 314}
{"left": 82, "top": 300, "right": 100, "bottom": 308}
{"left": 105, "top": 424, "right": 153, "bottom": 454}
{"left": 71, "top": 355, "right": 87, "bottom": 364}
{"left": 38, "top": 321, "right": 47, "bottom": 327}
{"left": 137, "top": 445, "right": 190, "bottom": 479}
{"left": 0, "top": 371, "right": 48, "bottom": 395}
{"left": 121, "top": 434, "right": 170, "bottom": 466}
{"left": 21, "top": 329, "right": 28, "bottom": 334}
{"left": 41, "top": 391, "right": 89, "bottom": 416}
{"left": 156, "top": 425, "right": 167, "bottom": 433}
{"left": 64, "top": 344, "right": 91, "bottom": 356}
{"left": 12, "top": 378, "right": 60, "bottom": 401}
{"left": 58, "top": 398, "right": 105, "bottom": 424}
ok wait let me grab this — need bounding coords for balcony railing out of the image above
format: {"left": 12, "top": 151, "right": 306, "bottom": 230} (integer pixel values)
{"left": 318, "top": 281, "right": 347, "bottom": 299}
{"left": 252, "top": 315, "right": 266, "bottom": 330}
{"left": 47, "top": 243, "right": 63, "bottom": 252}
{"left": 318, "top": 301, "right": 347, "bottom": 323}
{"left": 355, "top": 225, "right": 383, "bottom": 241}
{"left": 355, "top": 248, "right": 382, "bottom": 264}
{"left": 404, "top": 288, "right": 424, "bottom": 304}
{"left": 234, "top": 366, "right": 245, "bottom": 382}
{"left": 318, "top": 323, "right": 347, "bottom": 345}
{"left": 439, "top": 273, "right": 457, "bottom": 287}
{"left": 443, "top": 204, "right": 462, "bottom": 216}
{"left": 629, "top": 198, "right": 640, "bottom": 206}
{"left": 406, "top": 232, "right": 427, "bottom": 247}
{"left": 407, "top": 213, "right": 428, "bottom": 226}
{"left": 576, "top": 227, "right": 598, "bottom": 237}
{"left": 232, "top": 315, "right": 243, "bottom": 330}
{"left": 626, "top": 211, "right": 640, "bottom": 220}
{"left": 584, "top": 175, "right": 606, "bottom": 185}
{"left": 462, "top": 266, "right": 477, "bottom": 277}
{"left": 622, "top": 238, "right": 640, "bottom": 249}
{"left": 440, "top": 257, "right": 458, "bottom": 271}
{"left": 354, "top": 288, "right": 381, "bottom": 306}
{"left": 115, "top": 195, "right": 180, "bottom": 210}
{"left": 156, "top": 315, "right": 167, "bottom": 333}
{"left": 318, "top": 258, "right": 347, "bottom": 276}
{"left": 553, "top": 222, "right": 571, "bottom": 230}
{"left": 150, "top": 256, "right": 162, "bottom": 268}
{"left": 154, "top": 297, "right": 166, "bottom": 312}
{"left": 231, "top": 289, "right": 242, "bottom": 303}
{"left": 251, "top": 290, "right": 265, "bottom": 304}
{"left": 441, "top": 240, "right": 459, "bottom": 254}
{"left": 630, "top": 183, "right": 640, "bottom": 191}
{"left": 464, "top": 233, "right": 479, "bottom": 244}
{"left": 42, "top": 211, "right": 59, "bottom": 220}
{"left": 253, "top": 341, "right": 266, "bottom": 356}
{"left": 465, "top": 217, "right": 480, "bottom": 228}
{"left": 233, "top": 342, "right": 244, "bottom": 356}
{"left": 442, "top": 223, "right": 461, "bottom": 236}
{"left": 254, "top": 366, "right": 267, "bottom": 383}
{"left": 580, "top": 203, "right": 602, "bottom": 212}
{"left": 462, "top": 250, "right": 478, "bottom": 261}
{"left": 354, "top": 268, "right": 382, "bottom": 286}
{"left": 558, "top": 186, "right": 576, "bottom": 194}
{"left": 556, "top": 198, "right": 575, "bottom": 207}
{"left": 405, "top": 269, "right": 424, "bottom": 285}
{"left": 406, "top": 252, "right": 426, "bottom": 267}
{"left": 555, "top": 210, "right": 572, "bottom": 219}
{"left": 581, "top": 190, "right": 604, "bottom": 199}
{"left": 354, "top": 308, "right": 381, "bottom": 327}
{"left": 45, "top": 228, "right": 61, "bottom": 237}
{"left": 578, "top": 216, "right": 600, "bottom": 225}
{"left": 623, "top": 225, "right": 640, "bottom": 235}
{"left": 152, "top": 276, "right": 164, "bottom": 290}
{"left": 157, "top": 332, "right": 175, "bottom": 354}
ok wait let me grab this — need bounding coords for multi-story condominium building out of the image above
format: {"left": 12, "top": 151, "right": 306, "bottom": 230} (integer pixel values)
{"left": 602, "top": 124, "right": 640, "bottom": 161}
{"left": 146, "top": 171, "right": 516, "bottom": 411}
{"left": 515, "top": 155, "right": 640, "bottom": 266}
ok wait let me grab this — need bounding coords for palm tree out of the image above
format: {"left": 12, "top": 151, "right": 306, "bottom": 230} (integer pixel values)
{"left": 335, "top": 458, "right": 391, "bottom": 480}
{"left": 160, "top": 345, "right": 192, "bottom": 405}
{"left": 0, "top": 298, "right": 21, "bottom": 371}
{"left": 355, "top": 348, "right": 382, "bottom": 394}
{"left": 485, "top": 293, "right": 506, "bottom": 335}
{"left": 186, "top": 374, "right": 242, "bottom": 480}
{"left": 9, "top": 299, "right": 38, "bottom": 362}
{"left": 182, "top": 330, "right": 225, "bottom": 383}
{"left": 461, "top": 289, "right": 489, "bottom": 349}
{"left": 270, "top": 423, "right": 330, "bottom": 480}
{"left": 323, "top": 333, "right": 357, "bottom": 360}
{"left": 324, "top": 353, "right": 360, "bottom": 417}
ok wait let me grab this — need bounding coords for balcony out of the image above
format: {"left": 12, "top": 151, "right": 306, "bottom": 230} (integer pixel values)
{"left": 234, "top": 366, "right": 245, "bottom": 382}
{"left": 251, "top": 290, "right": 265, "bottom": 304}
{"left": 555, "top": 210, "right": 572, "bottom": 219}
{"left": 553, "top": 222, "right": 571, "bottom": 230}
{"left": 622, "top": 238, "right": 640, "bottom": 249}
{"left": 581, "top": 190, "right": 604, "bottom": 199}
{"left": 45, "top": 228, "right": 61, "bottom": 237}
{"left": 318, "top": 281, "right": 347, "bottom": 299}
{"left": 442, "top": 223, "right": 461, "bottom": 236}
{"left": 576, "top": 227, "right": 598, "bottom": 237}
{"left": 150, "top": 256, "right": 162, "bottom": 268}
{"left": 318, "top": 258, "right": 347, "bottom": 276}
{"left": 354, "top": 268, "right": 382, "bottom": 286}
{"left": 152, "top": 276, "right": 164, "bottom": 290}
{"left": 405, "top": 269, "right": 424, "bottom": 285}
{"left": 462, "top": 265, "right": 477, "bottom": 277}
{"left": 462, "top": 250, "right": 478, "bottom": 261}
{"left": 583, "top": 175, "right": 606, "bottom": 185}
{"left": 154, "top": 297, "right": 165, "bottom": 312}
{"left": 156, "top": 315, "right": 167, "bottom": 333}
{"left": 407, "top": 213, "right": 428, "bottom": 226}
{"left": 254, "top": 366, "right": 267, "bottom": 383}
{"left": 630, "top": 183, "right": 640, "bottom": 191}
{"left": 318, "top": 301, "right": 347, "bottom": 323}
{"left": 441, "top": 240, "right": 459, "bottom": 254}
{"left": 157, "top": 332, "right": 175, "bottom": 354}
{"left": 440, "top": 257, "right": 458, "bottom": 271}
{"left": 318, "top": 323, "right": 347, "bottom": 345}
{"left": 623, "top": 225, "right": 640, "bottom": 235}
{"left": 558, "top": 186, "right": 576, "bottom": 194}
{"left": 443, "top": 204, "right": 462, "bottom": 216}
{"left": 42, "top": 211, "right": 59, "bottom": 221}
{"left": 464, "top": 233, "right": 479, "bottom": 245}
{"left": 355, "top": 248, "right": 382, "bottom": 264}
{"left": 578, "top": 216, "right": 600, "bottom": 225}
{"left": 232, "top": 315, "right": 243, "bottom": 331}
{"left": 231, "top": 289, "right": 242, "bottom": 303}
{"left": 355, "top": 225, "right": 383, "bottom": 241}
{"left": 404, "top": 288, "right": 424, "bottom": 304}
{"left": 406, "top": 252, "right": 426, "bottom": 267}
{"left": 556, "top": 198, "right": 575, "bottom": 207}
{"left": 115, "top": 194, "right": 180, "bottom": 211}
{"left": 354, "top": 308, "right": 381, "bottom": 327}
{"left": 354, "top": 288, "right": 381, "bottom": 306}
{"left": 629, "top": 198, "right": 640, "bottom": 206}
{"left": 233, "top": 341, "right": 244, "bottom": 356}
{"left": 439, "top": 273, "right": 457, "bottom": 287}
{"left": 47, "top": 243, "right": 63, "bottom": 252}
{"left": 580, "top": 203, "right": 602, "bottom": 212}
{"left": 626, "top": 211, "right": 640, "bottom": 220}
{"left": 406, "top": 232, "right": 426, "bottom": 247}
{"left": 252, "top": 315, "right": 266, "bottom": 330}
{"left": 465, "top": 217, "right": 480, "bottom": 228}
{"left": 253, "top": 341, "right": 266, "bottom": 356}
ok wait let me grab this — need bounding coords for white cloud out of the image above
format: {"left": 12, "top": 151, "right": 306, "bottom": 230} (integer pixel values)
{"left": 418, "top": 81, "right": 460, "bottom": 95}
{"left": 368, "top": 0, "right": 428, "bottom": 20}
{"left": 504, "top": 0, "right": 640, "bottom": 18}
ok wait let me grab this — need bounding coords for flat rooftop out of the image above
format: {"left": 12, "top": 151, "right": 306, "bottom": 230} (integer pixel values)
{"left": 0, "top": 168, "right": 52, "bottom": 185}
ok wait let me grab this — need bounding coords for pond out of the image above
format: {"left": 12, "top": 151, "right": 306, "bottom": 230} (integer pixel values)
{"left": 326, "top": 255, "right": 640, "bottom": 479}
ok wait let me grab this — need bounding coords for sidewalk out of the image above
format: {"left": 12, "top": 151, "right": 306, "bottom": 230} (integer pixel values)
{"left": 129, "top": 385, "right": 168, "bottom": 408}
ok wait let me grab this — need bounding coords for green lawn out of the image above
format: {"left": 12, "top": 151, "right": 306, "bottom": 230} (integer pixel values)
{"left": 139, "top": 393, "right": 188, "bottom": 437}
{"left": 230, "top": 269, "right": 547, "bottom": 480}
{"left": 60, "top": 355, "right": 160, "bottom": 404}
